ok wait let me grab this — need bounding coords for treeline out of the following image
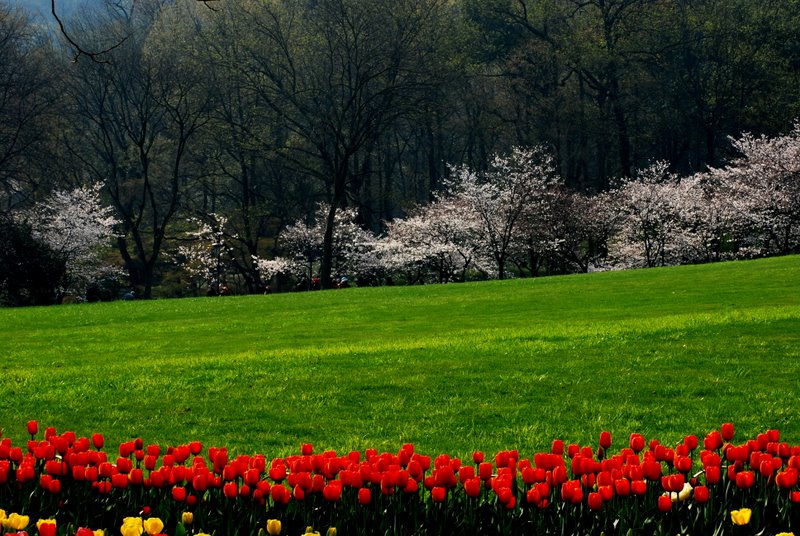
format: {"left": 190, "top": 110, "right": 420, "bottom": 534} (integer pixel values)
{"left": 1, "top": 0, "right": 799, "bottom": 302}
{"left": 245, "top": 133, "right": 799, "bottom": 291}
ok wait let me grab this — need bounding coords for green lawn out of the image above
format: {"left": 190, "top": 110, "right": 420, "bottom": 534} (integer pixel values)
{"left": 1, "top": 256, "right": 798, "bottom": 458}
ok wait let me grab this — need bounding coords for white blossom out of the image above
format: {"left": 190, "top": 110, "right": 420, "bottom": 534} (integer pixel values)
{"left": 18, "top": 183, "right": 120, "bottom": 296}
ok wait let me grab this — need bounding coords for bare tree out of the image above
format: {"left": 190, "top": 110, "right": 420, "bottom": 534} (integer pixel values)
{"left": 65, "top": 0, "right": 212, "bottom": 297}
{"left": 0, "top": 3, "right": 60, "bottom": 209}
{"left": 236, "top": 0, "right": 449, "bottom": 288}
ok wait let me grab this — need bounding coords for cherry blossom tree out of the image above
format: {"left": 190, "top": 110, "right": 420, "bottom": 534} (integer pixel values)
{"left": 606, "top": 162, "right": 690, "bottom": 268}
{"left": 381, "top": 197, "right": 484, "bottom": 283}
{"left": 176, "top": 213, "right": 237, "bottom": 295}
{"left": 18, "top": 183, "right": 119, "bottom": 298}
{"left": 445, "top": 146, "right": 560, "bottom": 279}
{"left": 604, "top": 162, "right": 736, "bottom": 269}
{"left": 709, "top": 123, "right": 800, "bottom": 256}
{"left": 254, "top": 203, "right": 380, "bottom": 289}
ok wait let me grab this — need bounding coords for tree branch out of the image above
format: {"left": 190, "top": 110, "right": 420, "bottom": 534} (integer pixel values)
{"left": 52, "top": 0, "right": 128, "bottom": 63}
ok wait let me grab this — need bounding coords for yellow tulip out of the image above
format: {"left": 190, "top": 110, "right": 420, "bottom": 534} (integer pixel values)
{"left": 5, "top": 513, "right": 30, "bottom": 531}
{"left": 730, "top": 508, "right": 752, "bottom": 526}
{"left": 266, "top": 519, "right": 282, "bottom": 535}
{"left": 0, "top": 509, "right": 6, "bottom": 522}
{"left": 326, "top": 529, "right": 337, "bottom": 536}
{"left": 120, "top": 517, "right": 144, "bottom": 536}
{"left": 143, "top": 517, "right": 164, "bottom": 535}
{"left": 181, "top": 512, "right": 194, "bottom": 526}
{"left": 775, "top": 533, "right": 795, "bottom": 536}
{"left": 94, "top": 530, "right": 106, "bottom": 536}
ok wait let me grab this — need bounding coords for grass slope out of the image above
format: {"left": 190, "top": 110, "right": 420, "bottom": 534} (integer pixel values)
{"left": 1, "top": 256, "right": 799, "bottom": 457}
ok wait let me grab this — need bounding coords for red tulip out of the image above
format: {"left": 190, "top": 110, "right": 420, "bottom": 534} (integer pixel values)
{"left": 667, "top": 473, "right": 685, "bottom": 493}
{"left": 657, "top": 494, "right": 672, "bottom": 512}
{"left": 140, "top": 455, "right": 155, "bottom": 471}
{"left": 111, "top": 473, "right": 128, "bottom": 489}
{"left": 311, "top": 474, "right": 325, "bottom": 493}
{"left": 91, "top": 434, "right": 104, "bottom": 449}
{"left": 704, "top": 431, "right": 723, "bottom": 451}
{"left": 358, "top": 487, "right": 372, "bottom": 505}
{"left": 192, "top": 473, "right": 208, "bottom": 492}
{"left": 588, "top": 491, "right": 603, "bottom": 510}
{"left": 48, "top": 478, "right": 61, "bottom": 494}
{"left": 629, "top": 433, "right": 645, "bottom": 453}
{"left": 631, "top": 480, "right": 647, "bottom": 496}
{"left": 270, "top": 483, "right": 288, "bottom": 504}
{"left": 642, "top": 460, "right": 662, "bottom": 481}
{"left": 496, "top": 485, "right": 513, "bottom": 505}
{"left": 560, "top": 480, "right": 579, "bottom": 503}
{"left": 683, "top": 435, "right": 699, "bottom": 450}
{"left": 268, "top": 464, "right": 287, "bottom": 481}
{"left": 223, "top": 481, "right": 238, "bottom": 499}
{"left": 8, "top": 447, "right": 23, "bottom": 463}
{"left": 478, "top": 462, "right": 493, "bottom": 481}
{"left": 431, "top": 486, "right": 446, "bottom": 502}
{"left": 84, "top": 466, "right": 98, "bottom": 482}
{"left": 37, "top": 522, "right": 56, "bottom": 536}
{"left": 116, "top": 457, "right": 132, "bottom": 474}
{"left": 674, "top": 455, "right": 692, "bottom": 473}
{"left": 721, "top": 423, "right": 735, "bottom": 442}
{"left": 26, "top": 421, "right": 38, "bottom": 436}
{"left": 170, "top": 486, "right": 185, "bottom": 502}
{"left": 130, "top": 469, "right": 143, "bottom": 485}
{"left": 464, "top": 477, "right": 481, "bottom": 498}
{"left": 777, "top": 469, "right": 798, "bottom": 489}
{"left": 301, "top": 443, "right": 313, "bottom": 456}
{"left": 760, "top": 459, "right": 776, "bottom": 478}
{"left": 735, "top": 471, "right": 755, "bottom": 489}
{"left": 459, "top": 465, "right": 475, "bottom": 484}
{"left": 599, "top": 431, "right": 612, "bottom": 450}
{"left": 552, "top": 465, "right": 567, "bottom": 485}
{"left": 323, "top": 482, "right": 342, "bottom": 502}
{"left": 705, "top": 465, "right": 721, "bottom": 485}
{"left": 614, "top": 478, "right": 631, "bottom": 497}
{"left": 694, "top": 485, "right": 709, "bottom": 504}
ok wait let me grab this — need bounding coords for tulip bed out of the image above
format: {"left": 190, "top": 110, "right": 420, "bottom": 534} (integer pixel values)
{"left": 2, "top": 422, "right": 800, "bottom": 535}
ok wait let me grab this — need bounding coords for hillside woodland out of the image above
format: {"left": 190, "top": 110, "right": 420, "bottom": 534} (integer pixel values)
{"left": 1, "top": 0, "right": 799, "bottom": 304}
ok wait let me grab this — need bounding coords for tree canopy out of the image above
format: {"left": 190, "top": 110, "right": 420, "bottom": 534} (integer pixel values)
{"left": 2, "top": 0, "right": 799, "bottom": 300}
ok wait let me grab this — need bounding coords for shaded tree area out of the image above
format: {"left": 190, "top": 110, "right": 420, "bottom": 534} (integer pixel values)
{"left": 464, "top": 0, "right": 800, "bottom": 188}
{"left": 1, "top": 0, "right": 799, "bottom": 299}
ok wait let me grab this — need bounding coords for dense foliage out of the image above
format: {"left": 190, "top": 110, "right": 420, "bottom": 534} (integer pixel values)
{"left": 1, "top": 0, "right": 799, "bottom": 299}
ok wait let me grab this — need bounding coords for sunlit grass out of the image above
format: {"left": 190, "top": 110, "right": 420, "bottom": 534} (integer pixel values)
{"left": 1, "top": 255, "right": 798, "bottom": 458}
